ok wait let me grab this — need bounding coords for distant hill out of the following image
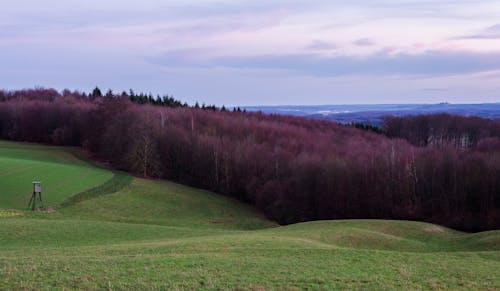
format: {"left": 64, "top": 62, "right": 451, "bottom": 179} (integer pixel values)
{"left": 244, "top": 103, "right": 500, "bottom": 125}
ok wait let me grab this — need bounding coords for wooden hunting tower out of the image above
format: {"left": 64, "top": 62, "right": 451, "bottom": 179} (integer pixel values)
{"left": 28, "top": 181, "right": 43, "bottom": 210}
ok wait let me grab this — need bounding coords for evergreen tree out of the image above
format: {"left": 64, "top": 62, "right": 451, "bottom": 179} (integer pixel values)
{"left": 92, "top": 86, "right": 102, "bottom": 97}
{"left": 105, "top": 89, "right": 113, "bottom": 98}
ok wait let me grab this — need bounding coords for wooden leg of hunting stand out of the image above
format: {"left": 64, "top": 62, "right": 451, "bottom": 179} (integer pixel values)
{"left": 39, "top": 192, "right": 43, "bottom": 208}
{"left": 28, "top": 193, "right": 34, "bottom": 210}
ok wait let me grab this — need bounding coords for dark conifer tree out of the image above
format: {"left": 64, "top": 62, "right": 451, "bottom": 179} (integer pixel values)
{"left": 92, "top": 86, "right": 102, "bottom": 97}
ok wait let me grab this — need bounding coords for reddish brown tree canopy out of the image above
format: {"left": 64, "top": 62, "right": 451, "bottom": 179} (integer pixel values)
{"left": 1, "top": 88, "right": 498, "bottom": 231}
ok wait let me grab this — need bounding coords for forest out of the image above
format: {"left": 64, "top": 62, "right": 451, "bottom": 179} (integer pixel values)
{"left": 0, "top": 88, "right": 498, "bottom": 231}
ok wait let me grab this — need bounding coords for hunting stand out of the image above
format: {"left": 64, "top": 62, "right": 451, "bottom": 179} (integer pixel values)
{"left": 28, "top": 181, "right": 43, "bottom": 210}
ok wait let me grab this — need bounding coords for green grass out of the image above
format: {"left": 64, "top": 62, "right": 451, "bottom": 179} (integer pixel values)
{"left": 0, "top": 141, "right": 112, "bottom": 209}
{"left": 54, "top": 178, "right": 274, "bottom": 230}
{"left": 0, "top": 141, "right": 499, "bottom": 290}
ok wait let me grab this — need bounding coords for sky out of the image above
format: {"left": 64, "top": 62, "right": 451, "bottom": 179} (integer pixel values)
{"left": 2, "top": 0, "right": 500, "bottom": 106}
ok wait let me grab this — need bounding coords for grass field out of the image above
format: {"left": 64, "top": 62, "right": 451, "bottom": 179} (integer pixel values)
{"left": 0, "top": 141, "right": 499, "bottom": 290}
{"left": 0, "top": 141, "right": 112, "bottom": 209}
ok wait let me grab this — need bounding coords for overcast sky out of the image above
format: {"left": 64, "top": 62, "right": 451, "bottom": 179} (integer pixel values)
{"left": 2, "top": 0, "right": 500, "bottom": 105}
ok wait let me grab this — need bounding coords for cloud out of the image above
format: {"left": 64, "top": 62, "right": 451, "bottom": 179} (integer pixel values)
{"left": 151, "top": 50, "right": 500, "bottom": 77}
{"left": 157, "top": 7, "right": 290, "bottom": 38}
{"left": 457, "top": 23, "right": 500, "bottom": 39}
{"left": 148, "top": 48, "right": 217, "bottom": 68}
{"left": 306, "top": 40, "right": 338, "bottom": 51}
{"left": 353, "top": 38, "right": 375, "bottom": 46}
{"left": 420, "top": 88, "right": 448, "bottom": 92}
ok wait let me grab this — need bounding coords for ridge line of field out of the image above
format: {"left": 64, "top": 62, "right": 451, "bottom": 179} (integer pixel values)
{"left": 55, "top": 147, "right": 132, "bottom": 207}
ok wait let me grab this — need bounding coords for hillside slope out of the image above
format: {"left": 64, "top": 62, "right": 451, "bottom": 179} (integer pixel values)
{"left": 0, "top": 141, "right": 498, "bottom": 290}
{"left": 0, "top": 141, "right": 112, "bottom": 209}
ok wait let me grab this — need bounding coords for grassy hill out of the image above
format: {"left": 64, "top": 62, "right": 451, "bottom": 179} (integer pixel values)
{"left": 0, "top": 141, "right": 499, "bottom": 290}
{"left": 0, "top": 141, "right": 112, "bottom": 209}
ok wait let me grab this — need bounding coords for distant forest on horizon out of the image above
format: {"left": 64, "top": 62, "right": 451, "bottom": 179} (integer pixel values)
{"left": 0, "top": 88, "right": 499, "bottom": 231}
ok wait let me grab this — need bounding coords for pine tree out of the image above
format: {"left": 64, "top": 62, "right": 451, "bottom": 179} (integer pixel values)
{"left": 92, "top": 86, "right": 102, "bottom": 97}
{"left": 105, "top": 89, "right": 113, "bottom": 98}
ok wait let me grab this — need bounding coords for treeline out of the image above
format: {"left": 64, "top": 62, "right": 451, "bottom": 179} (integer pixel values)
{"left": 0, "top": 87, "right": 238, "bottom": 111}
{"left": 348, "top": 122, "right": 384, "bottom": 134}
{"left": 0, "top": 88, "right": 498, "bottom": 231}
{"left": 382, "top": 114, "right": 500, "bottom": 150}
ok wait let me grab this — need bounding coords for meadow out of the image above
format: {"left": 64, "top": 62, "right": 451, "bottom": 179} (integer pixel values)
{"left": 0, "top": 141, "right": 499, "bottom": 290}
{"left": 0, "top": 141, "right": 112, "bottom": 209}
